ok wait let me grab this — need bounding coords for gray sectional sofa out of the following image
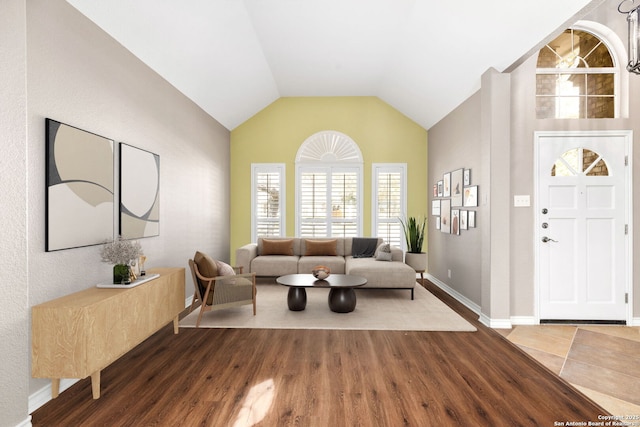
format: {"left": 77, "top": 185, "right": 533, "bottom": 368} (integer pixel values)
{"left": 235, "top": 237, "right": 417, "bottom": 299}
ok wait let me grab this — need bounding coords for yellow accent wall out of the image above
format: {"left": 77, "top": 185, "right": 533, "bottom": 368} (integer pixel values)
{"left": 230, "top": 96, "right": 427, "bottom": 261}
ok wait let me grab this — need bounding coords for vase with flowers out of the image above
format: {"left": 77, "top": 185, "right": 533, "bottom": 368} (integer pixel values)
{"left": 100, "top": 236, "right": 144, "bottom": 284}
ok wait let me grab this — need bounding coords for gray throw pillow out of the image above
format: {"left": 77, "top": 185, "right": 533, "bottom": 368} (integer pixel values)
{"left": 376, "top": 243, "right": 392, "bottom": 261}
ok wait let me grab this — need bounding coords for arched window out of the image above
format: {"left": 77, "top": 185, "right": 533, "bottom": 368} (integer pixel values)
{"left": 551, "top": 147, "right": 610, "bottom": 177}
{"left": 536, "top": 23, "right": 625, "bottom": 119}
{"left": 295, "top": 131, "right": 363, "bottom": 237}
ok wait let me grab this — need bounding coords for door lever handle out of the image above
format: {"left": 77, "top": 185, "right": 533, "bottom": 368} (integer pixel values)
{"left": 542, "top": 236, "right": 558, "bottom": 243}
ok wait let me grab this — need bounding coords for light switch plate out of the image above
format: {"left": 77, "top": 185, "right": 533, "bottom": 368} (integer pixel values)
{"left": 514, "top": 195, "right": 530, "bottom": 207}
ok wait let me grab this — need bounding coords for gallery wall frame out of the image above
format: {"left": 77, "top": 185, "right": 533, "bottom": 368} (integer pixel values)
{"left": 452, "top": 209, "right": 460, "bottom": 235}
{"left": 451, "top": 168, "right": 463, "bottom": 207}
{"left": 432, "top": 199, "right": 441, "bottom": 216}
{"left": 440, "top": 199, "right": 451, "bottom": 234}
{"left": 119, "top": 143, "right": 160, "bottom": 239}
{"left": 443, "top": 172, "right": 451, "bottom": 197}
{"left": 460, "top": 210, "right": 468, "bottom": 230}
{"left": 45, "top": 118, "right": 114, "bottom": 251}
{"left": 464, "top": 185, "right": 478, "bottom": 207}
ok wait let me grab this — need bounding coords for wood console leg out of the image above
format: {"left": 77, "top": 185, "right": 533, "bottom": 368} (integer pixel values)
{"left": 173, "top": 315, "right": 179, "bottom": 334}
{"left": 91, "top": 371, "right": 101, "bottom": 399}
{"left": 51, "top": 378, "right": 60, "bottom": 399}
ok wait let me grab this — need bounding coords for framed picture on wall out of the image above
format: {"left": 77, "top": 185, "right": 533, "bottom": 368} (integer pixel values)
{"left": 437, "top": 180, "right": 443, "bottom": 197}
{"left": 464, "top": 169, "right": 471, "bottom": 186}
{"left": 468, "top": 211, "right": 476, "bottom": 228}
{"left": 464, "top": 185, "right": 478, "bottom": 207}
{"left": 451, "top": 168, "right": 463, "bottom": 207}
{"left": 45, "top": 118, "right": 114, "bottom": 251}
{"left": 440, "top": 199, "right": 451, "bottom": 234}
{"left": 436, "top": 216, "right": 441, "bottom": 230}
{"left": 460, "top": 210, "right": 468, "bottom": 230}
{"left": 432, "top": 199, "right": 441, "bottom": 216}
{"left": 443, "top": 173, "right": 451, "bottom": 197}
{"left": 452, "top": 209, "right": 460, "bottom": 235}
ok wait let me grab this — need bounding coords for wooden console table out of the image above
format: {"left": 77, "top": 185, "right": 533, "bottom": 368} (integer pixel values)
{"left": 31, "top": 267, "right": 185, "bottom": 399}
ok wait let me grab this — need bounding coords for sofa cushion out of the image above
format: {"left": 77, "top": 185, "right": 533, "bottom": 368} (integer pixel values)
{"left": 298, "top": 256, "right": 346, "bottom": 274}
{"left": 304, "top": 239, "right": 337, "bottom": 256}
{"left": 345, "top": 257, "right": 416, "bottom": 288}
{"left": 251, "top": 255, "right": 299, "bottom": 276}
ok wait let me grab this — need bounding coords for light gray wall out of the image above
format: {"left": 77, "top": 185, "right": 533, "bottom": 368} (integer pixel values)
{"left": 509, "top": 0, "right": 640, "bottom": 318}
{"left": 0, "top": 1, "right": 230, "bottom": 423}
{"left": 0, "top": 1, "right": 30, "bottom": 426}
{"left": 427, "top": 92, "right": 483, "bottom": 305}
{"left": 429, "top": 0, "right": 640, "bottom": 321}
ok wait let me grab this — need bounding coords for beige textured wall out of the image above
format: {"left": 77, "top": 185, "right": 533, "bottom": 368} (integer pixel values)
{"left": 427, "top": 92, "right": 483, "bottom": 305}
{"left": 430, "top": 0, "right": 640, "bottom": 322}
{"left": 24, "top": 0, "right": 231, "bottom": 410}
{"left": 0, "top": 1, "right": 30, "bottom": 425}
{"left": 510, "top": 0, "right": 640, "bottom": 319}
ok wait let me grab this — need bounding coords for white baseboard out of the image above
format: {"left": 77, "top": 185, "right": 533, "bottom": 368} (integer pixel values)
{"left": 510, "top": 316, "right": 537, "bottom": 326}
{"left": 29, "top": 378, "right": 79, "bottom": 414}
{"left": 15, "top": 415, "right": 32, "bottom": 427}
{"left": 425, "top": 273, "right": 515, "bottom": 329}
{"left": 425, "top": 273, "right": 481, "bottom": 316}
{"left": 631, "top": 317, "right": 640, "bottom": 326}
{"left": 483, "top": 315, "right": 513, "bottom": 329}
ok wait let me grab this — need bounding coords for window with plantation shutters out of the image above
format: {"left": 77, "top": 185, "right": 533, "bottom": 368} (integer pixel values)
{"left": 251, "top": 164, "right": 285, "bottom": 242}
{"left": 296, "top": 131, "right": 363, "bottom": 238}
{"left": 372, "top": 164, "right": 406, "bottom": 250}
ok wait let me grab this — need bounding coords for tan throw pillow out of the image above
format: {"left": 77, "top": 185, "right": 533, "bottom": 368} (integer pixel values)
{"left": 194, "top": 251, "right": 218, "bottom": 278}
{"left": 305, "top": 239, "right": 337, "bottom": 256}
{"left": 262, "top": 239, "right": 294, "bottom": 256}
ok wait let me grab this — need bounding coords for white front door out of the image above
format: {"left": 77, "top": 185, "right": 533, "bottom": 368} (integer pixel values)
{"left": 536, "top": 131, "right": 631, "bottom": 322}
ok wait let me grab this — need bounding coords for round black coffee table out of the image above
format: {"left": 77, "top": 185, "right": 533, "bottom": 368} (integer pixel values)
{"left": 276, "top": 274, "right": 367, "bottom": 313}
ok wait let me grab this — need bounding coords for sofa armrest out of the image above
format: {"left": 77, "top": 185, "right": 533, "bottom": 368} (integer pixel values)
{"left": 236, "top": 243, "right": 258, "bottom": 273}
{"left": 390, "top": 246, "right": 404, "bottom": 262}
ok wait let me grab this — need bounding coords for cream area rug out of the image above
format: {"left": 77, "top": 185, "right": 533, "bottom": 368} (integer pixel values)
{"left": 180, "top": 283, "right": 476, "bottom": 332}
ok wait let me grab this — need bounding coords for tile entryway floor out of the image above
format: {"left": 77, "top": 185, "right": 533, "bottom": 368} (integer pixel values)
{"left": 499, "top": 325, "right": 640, "bottom": 416}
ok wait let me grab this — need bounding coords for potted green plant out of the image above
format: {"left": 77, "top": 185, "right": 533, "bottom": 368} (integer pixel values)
{"left": 400, "top": 216, "right": 427, "bottom": 271}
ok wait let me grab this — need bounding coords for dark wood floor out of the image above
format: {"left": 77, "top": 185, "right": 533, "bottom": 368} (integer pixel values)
{"left": 32, "top": 281, "right": 609, "bottom": 426}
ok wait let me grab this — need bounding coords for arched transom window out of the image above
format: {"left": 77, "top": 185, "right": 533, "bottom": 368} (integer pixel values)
{"left": 295, "top": 131, "right": 363, "bottom": 237}
{"left": 536, "top": 28, "right": 618, "bottom": 119}
{"left": 551, "top": 147, "right": 610, "bottom": 177}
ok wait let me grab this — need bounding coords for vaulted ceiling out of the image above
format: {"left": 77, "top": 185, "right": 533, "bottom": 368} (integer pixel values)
{"left": 66, "top": 0, "right": 603, "bottom": 130}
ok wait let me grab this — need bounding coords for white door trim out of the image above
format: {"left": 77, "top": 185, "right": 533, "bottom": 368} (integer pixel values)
{"left": 533, "top": 130, "right": 633, "bottom": 324}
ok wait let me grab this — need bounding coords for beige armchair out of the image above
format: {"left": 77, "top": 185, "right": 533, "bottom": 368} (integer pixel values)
{"left": 188, "top": 251, "right": 256, "bottom": 328}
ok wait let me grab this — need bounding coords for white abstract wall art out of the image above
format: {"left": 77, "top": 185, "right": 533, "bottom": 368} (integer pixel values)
{"left": 119, "top": 143, "right": 160, "bottom": 239}
{"left": 45, "top": 118, "right": 114, "bottom": 251}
